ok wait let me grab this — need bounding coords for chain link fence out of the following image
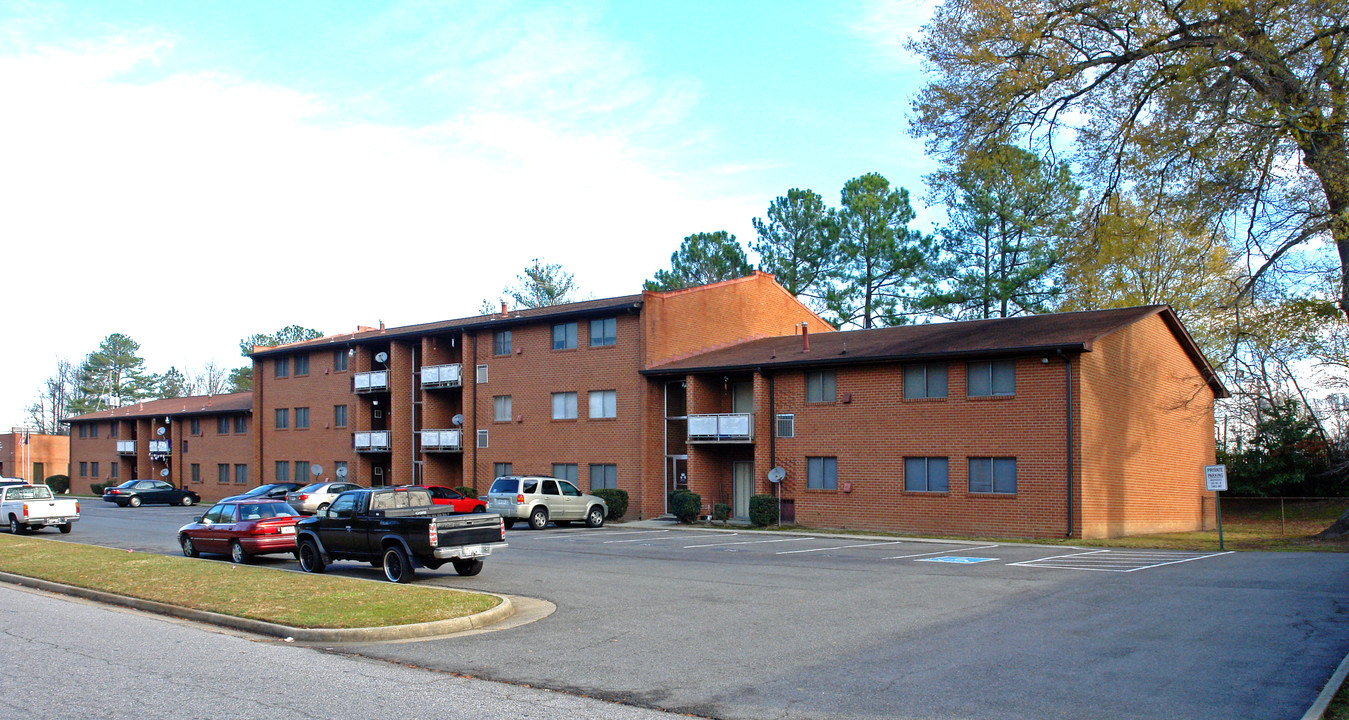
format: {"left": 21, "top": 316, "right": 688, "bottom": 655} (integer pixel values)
{"left": 1201, "top": 497, "right": 1349, "bottom": 535}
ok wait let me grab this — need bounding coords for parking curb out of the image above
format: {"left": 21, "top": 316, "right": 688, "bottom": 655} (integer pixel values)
{"left": 0, "top": 570, "right": 516, "bottom": 642}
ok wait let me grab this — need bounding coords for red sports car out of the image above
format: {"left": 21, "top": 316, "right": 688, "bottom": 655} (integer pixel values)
{"left": 416, "top": 485, "right": 487, "bottom": 513}
{"left": 177, "top": 499, "right": 302, "bottom": 564}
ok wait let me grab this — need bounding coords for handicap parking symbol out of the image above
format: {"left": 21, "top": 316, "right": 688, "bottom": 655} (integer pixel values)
{"left": 916, "top": 556, "right": 997, "bottom": 564}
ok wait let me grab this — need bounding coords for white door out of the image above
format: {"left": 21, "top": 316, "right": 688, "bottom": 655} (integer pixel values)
{"left": 733, "top": 461, "right": 753, "bottom": 519}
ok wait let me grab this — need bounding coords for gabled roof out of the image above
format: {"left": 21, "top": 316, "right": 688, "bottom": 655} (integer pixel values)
{"left": 249, "top": 294, "right": 645, "bottom": 358}
{"left": 62, "top": 393, "right": 253, "bottom": 423}
{"left": 643, "top": 305, "right": 1229, "bottom": 398}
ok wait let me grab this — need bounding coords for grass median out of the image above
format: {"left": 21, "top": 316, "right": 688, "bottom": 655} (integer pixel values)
{"left": 0, "top": 534, "right": 500, "bottom": 629}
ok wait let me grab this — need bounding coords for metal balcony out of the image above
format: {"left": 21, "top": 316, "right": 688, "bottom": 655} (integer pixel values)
{"left": 421, "top": 364, "right": 462, "bottom": 389}
{"left": 353, "top": 370, "right": 389, "bottom": 393}
{"left": 116, "top": 441, "right": 136, "bottom": 455}
{"left": 687, "top": 413, "right": 754, "bottom": 443}
{"left": 147, "top": 440, "right": 170, "bottom": 454}
{"left": 420, "top": 429, "right": 463, "bottom": 452}
{"left": 354, "top": 431, "right": 391, "bottom": 452}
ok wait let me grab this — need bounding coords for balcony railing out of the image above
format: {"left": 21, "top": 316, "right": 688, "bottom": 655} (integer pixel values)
{"left": 421, "top": 364, "right": 462, "bottom": 389}
{"left": 116, "top": 441, "right": 136, "bottom": 455}
{"left": 354, "top": 431, "right": 391, "bottom": 452}
{"left": 687, "top": 413, "right": 754, "bottom": 443}
{"left": 420, "top": 429, "right": 463, "bottom": 452}
{"left": 353, "top": 370, "right": 389, "bottom": 393}
{"left": 147, "top": 440, "right": 170, "bottom": 454}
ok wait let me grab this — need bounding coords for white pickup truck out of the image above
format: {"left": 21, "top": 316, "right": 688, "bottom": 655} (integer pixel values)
{"left": 2, "top": 484, "right": 80, "bottom": 534}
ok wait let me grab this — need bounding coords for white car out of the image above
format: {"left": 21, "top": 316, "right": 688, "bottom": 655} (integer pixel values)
{"left": 487, "top": 476, "right": 607, "bottom": 530}
{"left": 285, "top": 481, "right": 362, "bottom": 514}
{"left": 2, "top": 484, "right": 80, "bottom": 534}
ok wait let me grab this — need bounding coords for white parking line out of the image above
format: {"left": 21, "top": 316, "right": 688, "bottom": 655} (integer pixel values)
{"left": 1008, "top": 549, "right": 1234, "bottom": 572}
{"left": 684, "top": 537, "right": 809, "bottom": 549}
{"left": 884, "top": 544, "right": 1000, "bottom": 560}
{"left": 604, "top": 531, "right": 678, "bottom": 544}
{"left": 777, "top": 540, "right": 909, "bottom": 555}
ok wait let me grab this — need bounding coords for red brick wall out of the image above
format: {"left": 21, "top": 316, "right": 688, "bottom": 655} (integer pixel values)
{"left": 176, "top": 412, "right": 254, "bottom": 502}
{"left": 255, "top": 347, "right": 360, "bottom": 489}
{"left": 1077, "top": 314, "right": 1218, "bottom": 538}
{"left": 0, "top": 432, "right": 69, "bottom": 484}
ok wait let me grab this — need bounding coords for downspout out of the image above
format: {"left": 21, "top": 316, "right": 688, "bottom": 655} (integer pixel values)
{"left": 1058, "top": 350, "right": 1073, "bottom": 538}
{"left": 470, "top": 332, "right": 478, "bottom": 491}
{"left": 767, "top": 372, "right": 776, "bottom": 470}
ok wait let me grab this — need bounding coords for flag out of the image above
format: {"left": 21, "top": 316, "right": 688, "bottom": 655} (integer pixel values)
{"left": 21, "top": 431, "right": 29, "bottom": 445}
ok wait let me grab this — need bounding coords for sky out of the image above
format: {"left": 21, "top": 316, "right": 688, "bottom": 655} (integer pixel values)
{"left": 0, "top": 0, "right": 942, "bottom": 430}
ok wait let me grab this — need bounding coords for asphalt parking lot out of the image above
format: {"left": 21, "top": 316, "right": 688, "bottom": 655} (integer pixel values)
{"left": 40, "top": 502, "right": 1349, "bottom": 720}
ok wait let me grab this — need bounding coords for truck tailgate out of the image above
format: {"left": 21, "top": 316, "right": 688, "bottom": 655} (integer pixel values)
{"left": 434, "top": 513, "right": 503, "bottom": 548}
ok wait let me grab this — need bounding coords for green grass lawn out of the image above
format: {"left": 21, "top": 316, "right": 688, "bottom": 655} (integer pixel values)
{"left": 0, "top": 534, "right": 499, "bottom": 628}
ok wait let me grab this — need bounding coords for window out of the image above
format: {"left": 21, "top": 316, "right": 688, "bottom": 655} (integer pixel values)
{"left": 89, "top": 424, "right": 98, "bottom": 439}
{"left": 181, "top": 440, "right": 188, "bottom": 453}
{"left": 588, "top": 390, "right": 616, "bottom": 419}
{"left": 589, "top": 317, "right": 617, "bottom": 347}
{"left": 109, "top": 424, "right": 118, "bottom": 438}
{"left": 494, "top": 462, "right": 513, "bottom": 478}
{"left": 78, "top": 425, "right": 87, "bottom": 439}
{"left": 493, "top": 330, "right": 512, "bottom": 356}
{"left": 234, "top": 416, "right": 247, "bottom": 434}
{"left": 476, "top": 364, "right": 488, "bottom": 383}
{"left": 590, "top": 463, "right": 617, "bottom": 490}
{"left": 294, "top": 353, "right": 309, "bottom": 376}
{"left": 552, "top": 322, "right": 577, "bottom": 350}
{"left": 295, "top": 407, "right": 310, "bottom": 430}
{"left": 110, "top": 462, "right": 118, "bottom": 479}
{"left": 776, "top": 414, "right": 795, "bottom": 438}
{"left": 806, "top": 370, "right": 837, "bottom": 403}
{"left": 218, "top": 417, "right": 229, "bottom": 434}
{"left": 807, "top": 456, "right": 838, "bottom": 490}
{"left": 552, "top": 463, "right": 578, "bottom": 483}
{"left": 275, "top": 461, "right": 290, "bottom": 482}
{"left": 494, "top": 395, "right": 513, "bottom": 422}
{"left": 333, "top": 405, "right": 348, "bottom": 428}
{"left": 79, "top": 462, "right": 87, "bottom": 477}
{"left": 190, "top": 464, "right": 200, "bottom": 484}
{"left": 190, "top": 418, "right": 201, "bottom": 435}
{"left": 295, "top": 461, "right": 310, "bottom": 482}
{"left": 234, "top": 464, "right": 248, "bottom": 484}
{"left": 275, "top": 408, "right": 289, "bottom": 430}
{"left": 90, "top": 462, "right": 99, "bottom": 478}
{"left": 477, "top": 429, "right": 489, "bottom": 448}
{"left": 968, "top": 360, "right": 1016, "bottom": 397}
{"left": 334, "top": 461, "right": 347, "bottom": 481}
{"left": 904, "top": 457, "right": 950, "bottom": 492}
{"left": 334, "top": 349, "right": 348, "bottom": 372}
{"left": 275, "top": 357, "right": 289, "bottom": 378}
{"left": 904, "top": 363, "right": 949, "bottom": 399}
{"left": 218, "top": 464, "right": 230, "bottom": 483}
{"left": 969, "top": 457, "right": 1017, "bottom": 494}
{"left": 552, "top": 392, "right": 578, "bottom": 420}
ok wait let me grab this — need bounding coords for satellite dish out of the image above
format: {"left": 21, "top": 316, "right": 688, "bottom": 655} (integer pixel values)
{"left": 451, "top": 414, "right": 464, "bottom": 427}
{"left": 156, "top": 427, "right": 166, "bottom": 436}
{"left": 311, "top": 464, "right": 324, "bottom": 476}
{"left": 374, "top": 351, "right": 389, "bottom": 363}
{"left": 336, "top": 466, "right": 348, "bottom": 479}
{"left": 159, "top": 469, "right": 170, "bottom": 478}
{"left": 767, "top": 467, "right": 786, "bottom": 484}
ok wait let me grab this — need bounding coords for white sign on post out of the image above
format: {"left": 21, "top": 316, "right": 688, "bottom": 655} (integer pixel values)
{"left": 1204, "top": 465, "right": 1228, "bottom": 492}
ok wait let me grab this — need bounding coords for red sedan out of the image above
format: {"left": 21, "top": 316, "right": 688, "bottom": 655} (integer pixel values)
{"left": 416, "top": 486, "right": 487, "bottom": 513}
{"left": 177, "top": 499, "right": 302, "bottom": 564}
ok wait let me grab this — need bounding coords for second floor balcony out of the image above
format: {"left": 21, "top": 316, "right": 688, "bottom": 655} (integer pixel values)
{"left": 147, "top": 440, "right": 170, "bottom": 454}
{"left": 421, "top": 364, "right": 462, "bottom": 389}
{"left": 354, "top": 431, "right": 391, "bottom": 452}
{"left": 353, "top": 370, "right": 389, "bottom": 393}
{"left": 116, "top": 441, "right": 136, "bottom": 455}
{"left": 420, "top": 429, "right": 462, "bottom": 452}
{"left": 687, "top": 413, "right": 754, "bottom": 443}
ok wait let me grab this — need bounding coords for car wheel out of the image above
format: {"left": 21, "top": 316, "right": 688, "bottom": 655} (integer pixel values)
{"left": 586, "top": 506, "right": 605, "bottom": 528}
{"left": 8, "top": 516, "right": 24, "bottom": 534}
{"left": 181, "top": 536, "right": 199, "bottom": 558}
{"left": 181, "top": 495, "right": 195, "bottom": 507}
{"left": 298, "top": 540, "right": 325, "bottom": 573}
{"left": 382, "top": 545, "right": 414, "bottom": 583}
{"left": 452, "top": 558, "right": 484, "bottom": 577}
{"left": 473, "top": 505, "right": 486, "bottom": 513}
{"left": 502, "top": 519, "right": 516, "bottom": 530}
{"left": 316, "top": 503, "right": 330, "bottom": 514}
{"left": 128, "top": 496, "right": 142, "bottom": 508}
{"left": 528, "top": 506, "right": 549, "bottom": 530}
{"left": 230, "top": 540, "right": 249, "bottom": 564}
{"left": 58, "top": 523, "right": 72, "bottom": 534}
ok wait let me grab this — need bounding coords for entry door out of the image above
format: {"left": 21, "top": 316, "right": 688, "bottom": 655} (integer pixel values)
{"left": 666, "top": 456, "right": 688, "bottom": 513}
{"left": 731, "top": 382, "right": 753, "bottom": 414}
{"left": 733, "top": 461, "right": 753, "bottom": 519}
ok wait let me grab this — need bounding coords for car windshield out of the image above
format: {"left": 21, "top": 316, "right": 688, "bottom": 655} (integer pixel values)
{"left": 115, "top": 480, "right": 137, "bottom": 489}
{"left": 237, "top": 502, "right": 298, "bottom": 519}
{"left": 295, "top": 483, "right": 325, "bottom": 493}
{"left": 489, "top": 477, "right": 518, "bottom": 494}
{"left": 238, "top": 485, "right": 274, "bottom": 497}
{"left": 7, "top": 486, "right": 53, "bottom": 500}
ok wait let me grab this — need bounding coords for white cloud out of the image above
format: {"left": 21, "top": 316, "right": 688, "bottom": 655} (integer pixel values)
{"left": 848, "top": 0, "right": 937, "bottom": 70}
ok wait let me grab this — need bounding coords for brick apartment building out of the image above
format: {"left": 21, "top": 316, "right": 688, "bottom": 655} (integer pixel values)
{"left": 64, "top": 273, "right": 1226, "bottom": 538}
{"left": 66, "top": 394, "right": 252, "bottom": 495}
{"left": 0, "top": 430, "right": 70, "bottom": 484}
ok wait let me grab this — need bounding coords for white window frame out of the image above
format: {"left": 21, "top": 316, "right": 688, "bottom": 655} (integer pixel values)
{"left": 588, "top": 390, "right": 616, "bottom": 419}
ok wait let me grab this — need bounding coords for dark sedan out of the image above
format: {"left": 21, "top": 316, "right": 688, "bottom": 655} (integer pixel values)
{"left": 102, "top": 479, "right": 200, "bottom": 508}
{"left": 220, "top": 482, "right": 303, "bottom": 503}
{"left": 178, "top": 499, "right": 302, "bottom": 563}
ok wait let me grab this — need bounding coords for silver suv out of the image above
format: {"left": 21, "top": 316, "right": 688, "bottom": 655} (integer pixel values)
{"left": 487, "top": 476, "right": 607, "bottom": 530}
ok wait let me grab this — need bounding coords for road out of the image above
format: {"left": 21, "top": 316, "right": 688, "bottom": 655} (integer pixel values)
{"left": 21, "top": 500, "right": 1349, "bottom": 720}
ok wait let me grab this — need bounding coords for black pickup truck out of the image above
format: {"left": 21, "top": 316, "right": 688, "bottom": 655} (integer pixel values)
{"left": 295, "top": 486, "right": 507, "bottom": 583}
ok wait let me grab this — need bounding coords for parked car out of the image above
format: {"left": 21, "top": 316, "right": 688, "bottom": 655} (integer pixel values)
{"left": 2, "top": 484, "right": 79, "bottom": 534}
{"left": 220, "top": 482, "right": 303, "bottom": 503}
{"left": 285, "top": 481, "right": 362, "bottom": 515}
{"left": 487, "top": 475, "right": 607, "bottom": 530}
{"left": 102, "top": 479, "right": 200, "bottom": 508}
{"left": 0, "top": 477, "right": 28, "bottom": 487}
{"left": 296, "top": 486, "right": 507, "bottom": 582}
{"left": 178, "top": 499, "right": 303, "bottom": 563}
{"left": 415, "top": 485, "right": 487, "bottom": 514}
